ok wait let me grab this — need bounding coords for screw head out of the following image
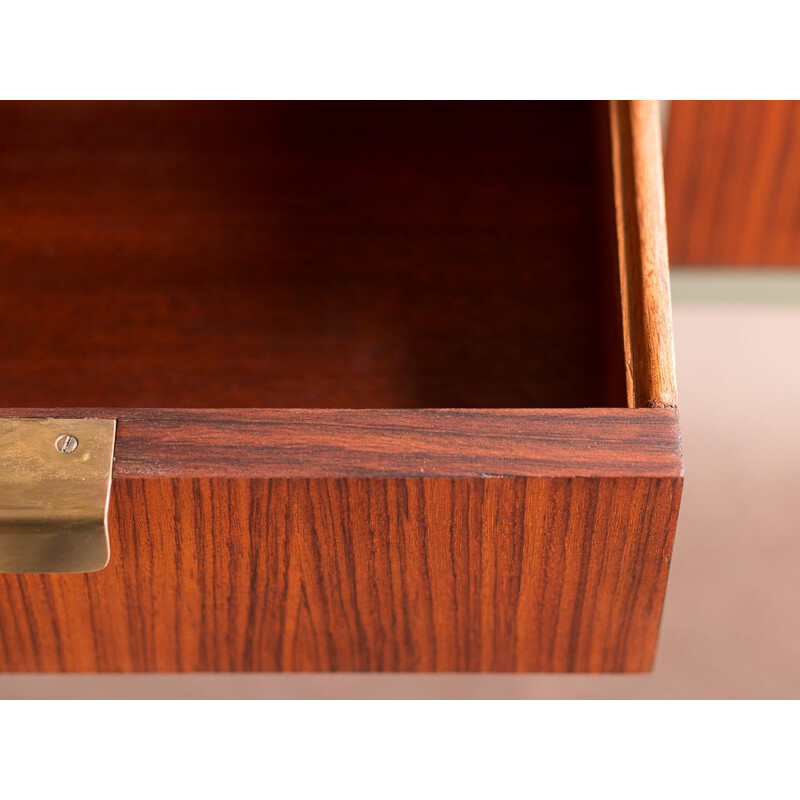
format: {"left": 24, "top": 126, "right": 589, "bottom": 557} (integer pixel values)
{"left": 55, "top": 433, "right": 79, "bottom": 454}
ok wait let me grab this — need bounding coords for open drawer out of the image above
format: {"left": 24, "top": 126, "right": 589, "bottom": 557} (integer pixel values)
{"left": 0, "top": 101, "right": 681, "bottom": 673}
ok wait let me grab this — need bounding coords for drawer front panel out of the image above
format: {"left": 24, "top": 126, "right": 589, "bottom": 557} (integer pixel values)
{"left": 0, "top": 474, "right": 680, "bottom": 673}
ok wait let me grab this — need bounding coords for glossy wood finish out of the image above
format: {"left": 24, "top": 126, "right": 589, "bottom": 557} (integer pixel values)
{"left": 610, "top": 101, "right": 677, "bottom": 408}
{"left": 0, "top": 102, "right": 683, "bottom": 673}
{"left": 0, "top": 101, "right": 608, "bottom": 408}
{"left": 0, "top": 409, "right": 681, "bottom": 673}
{"left": 666, "top": 100, "right": 800, "bottom": 266}
{"left": 0, "top": 408, "right": 683, "bottom": 479}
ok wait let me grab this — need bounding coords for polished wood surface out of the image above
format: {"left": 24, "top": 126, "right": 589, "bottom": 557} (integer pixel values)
{"left": 0, "top": 101, "right": 609, "bottom": 408}
{"left": 0, "top": 410, "right": 682, "bottom": 672}
{"left": 0, "top": 102, "right": 683, "bottom": 673}
{"left": 610, "top": 101, "right": 677, "bottom": 408}
{"left": 666, "top": 100, "right": 800, "bottom": 266}
{"left": 0, "top": 407, "right": 683, "bottom": 479}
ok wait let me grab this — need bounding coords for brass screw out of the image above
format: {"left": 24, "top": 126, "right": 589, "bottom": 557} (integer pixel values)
{"left": 55, "top": 433, "right": 79, "bottom": 454}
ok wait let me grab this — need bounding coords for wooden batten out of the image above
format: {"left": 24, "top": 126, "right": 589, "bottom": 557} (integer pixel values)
{"left": 609, "top": 100, "right": 678, "bottom": 409}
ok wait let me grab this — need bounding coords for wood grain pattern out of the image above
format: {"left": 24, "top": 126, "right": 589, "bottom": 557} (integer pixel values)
{"left": 0, "top": 407, "right": 682, "bottom": 672}
{"left": 0, "top": 101, "right": 610, "bottom": 408}
{"left": 0, "top": 102, "right": 684, "bottom": 673}
{"left": 0, "top": 473, "right": 681, "bottom": 673}
{"left": 666, "top": 100, "right": 800, "bottom": 265}
{"left": 0, "top": 407, "right": 681, "bottom": 478}
{"left": 609, "top": 101, "right": 678, "bottom": 408}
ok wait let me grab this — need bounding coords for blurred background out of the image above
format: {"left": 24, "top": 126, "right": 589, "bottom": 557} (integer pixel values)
{"left": 1, "top": 101, "right": 798, "bottom": 698}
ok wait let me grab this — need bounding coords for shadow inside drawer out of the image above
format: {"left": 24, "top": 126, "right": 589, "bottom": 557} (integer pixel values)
{"left": 0, "top": 101, "right": 613, "bottom": 408}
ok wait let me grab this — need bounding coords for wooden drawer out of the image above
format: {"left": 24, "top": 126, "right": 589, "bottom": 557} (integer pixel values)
{"left": 0, "top": 101, "right": 681, "bottom": 673}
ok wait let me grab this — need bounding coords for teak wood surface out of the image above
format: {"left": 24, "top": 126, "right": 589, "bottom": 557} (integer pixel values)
{"left": 609, "top": 101, "right": 677, "bottom": 408}
{"left": 0, "top": 408, "right": 681, "bottom": 673}
{"left": 666, "top": 100, "right": 800, "bottom": 266}
{"left": 0, "top": 101, "right": 682, "bottom": 673}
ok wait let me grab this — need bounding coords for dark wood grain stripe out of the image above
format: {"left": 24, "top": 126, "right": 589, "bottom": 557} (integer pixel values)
{"left": 0, "top": 408, "right": 682, "bottom": 479}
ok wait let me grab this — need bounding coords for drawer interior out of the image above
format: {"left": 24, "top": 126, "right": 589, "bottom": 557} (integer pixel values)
{"left": 0, "top": 101, "right": 624, "bottom": 409}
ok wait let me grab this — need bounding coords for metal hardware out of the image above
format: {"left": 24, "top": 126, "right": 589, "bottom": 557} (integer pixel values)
{"left": 0, "top": 418, "right": 116, "bottom": 573}
{"left": 54, "top": 433, "right": 79, "bottom": 454}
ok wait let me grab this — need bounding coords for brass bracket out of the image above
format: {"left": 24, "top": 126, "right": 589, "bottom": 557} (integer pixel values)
{"left": 0, "top": 418, "right": 116, "bottom": 573}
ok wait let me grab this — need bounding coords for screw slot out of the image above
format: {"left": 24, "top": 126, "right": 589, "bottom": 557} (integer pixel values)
{"left": 55, "top": 434, "right": 79, "bottom": 454}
